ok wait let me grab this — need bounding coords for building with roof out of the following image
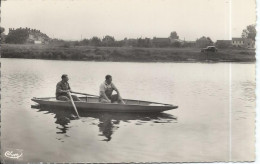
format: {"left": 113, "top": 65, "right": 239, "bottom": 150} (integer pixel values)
{"left": 232, "top": 38, "right": 254, "bottom": 48}
{"left": 8, "top": 27, "right": 50, "bottom": 44}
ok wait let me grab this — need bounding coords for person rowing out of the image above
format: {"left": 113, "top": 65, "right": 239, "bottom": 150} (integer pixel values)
{"left": 99, "top": 75, "right": 125, "bottom": 104}
{"left": 56, "top": 74, "right": 81, "bottom": 101}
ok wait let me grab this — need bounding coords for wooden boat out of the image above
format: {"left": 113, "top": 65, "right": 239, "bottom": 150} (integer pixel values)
{"left": 31, "top": 96, "right": 178, "bottom": 113}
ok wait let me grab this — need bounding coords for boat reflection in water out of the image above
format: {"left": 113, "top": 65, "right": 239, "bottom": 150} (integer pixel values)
{"left": 31, "top": 105, "right": 177, "bottom": 142}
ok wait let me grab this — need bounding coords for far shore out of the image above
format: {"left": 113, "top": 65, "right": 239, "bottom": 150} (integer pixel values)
{"left": 0, "top": 44, "right": 256, "bottom": 62}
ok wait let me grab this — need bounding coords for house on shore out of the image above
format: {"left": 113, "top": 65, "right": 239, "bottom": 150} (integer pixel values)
{"left": 232, "top": 38, "right": 255, "bottom": 48}
{"left": 27, "top": 29, "right": 50, "bottom": 44}
{"left": 8, "top": 27, "right": 50, "bottom": 44}
{"left": 102, "top": 35, "right": 115, "bottom": 46}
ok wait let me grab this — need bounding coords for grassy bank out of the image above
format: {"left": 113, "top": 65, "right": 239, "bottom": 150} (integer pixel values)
{"left": 0, "top": 44, "right": 256, "bottom": 62}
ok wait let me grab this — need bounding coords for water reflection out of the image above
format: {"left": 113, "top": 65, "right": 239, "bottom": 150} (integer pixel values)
{"left": 233, "top": 80, "right": 256, "bottom": 121}
{"left": 239, "top": 81, "right": 255, "bottom": 102}
{"left": 32, "top": 105, "right": 177, "bottom": 141}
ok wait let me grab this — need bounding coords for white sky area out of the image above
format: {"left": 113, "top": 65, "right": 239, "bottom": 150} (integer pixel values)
{"left": 1, "top": 0, "right": 256, "bottom": 41}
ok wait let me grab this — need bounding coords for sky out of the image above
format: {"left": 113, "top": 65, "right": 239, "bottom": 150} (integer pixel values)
{"left": 0, "top": 0, "right": 256, "bottom": 41}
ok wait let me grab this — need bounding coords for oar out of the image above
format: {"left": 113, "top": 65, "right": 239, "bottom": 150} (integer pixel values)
{"left": 68, "top": 92, "right": 80, "bottom": 119}
{"left": 71, "top": 91, "right": 99, "bottom": 97}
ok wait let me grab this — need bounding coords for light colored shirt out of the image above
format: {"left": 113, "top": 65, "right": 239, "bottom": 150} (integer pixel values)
{"left": 99, "top": 81, "right": 117, "bottom": 99}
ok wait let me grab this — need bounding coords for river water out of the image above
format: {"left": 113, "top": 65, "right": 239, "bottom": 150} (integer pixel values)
{"left": 0, "top": 58, "right": 255, "bottom": 163}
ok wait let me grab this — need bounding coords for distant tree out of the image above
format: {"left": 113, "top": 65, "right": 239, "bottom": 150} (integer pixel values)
{"left": 241, "top": 24, "right": 256, "bottom": 41}
{"left": 124, "top": 38, "right": 138, "bottom": 47}
{"left": 171, "top": 41, "right": 181, "bottom": 48}
{"left": 196, "top": 36, "right": 213, "bottom": 48}
{"left": 170, "top": 31, "right": 179, "bottom": 39}
{"left": 241, "top": 29, "right": 248, "bottom": 38}
{"left": 137, "top": 38, "right": 151, "bottom": 47}
{"left": 1, "top": 27, "right": 6, "bottom": 43}
{"left": 61, "top": 41, "right": 71, "bottom": 48}
{"left": 114, "top": 40, "right": 125, "bottom": 47}
{"left": 206, "top": 37, "right": 213, "bottom": 44}
{"left": 0, "top": 27, "right": 5, "bottom": 34}
{"left": 80, "top": 39, "right": 90, "bottom": 46}
{"left": 73, "top": 41, "right": 80, "bottom": 46}
{"left": 215, "top": 40, "right": 232, "bottom": 49}
{"left": 90, "top": 37, "right": 101, "bottom": 46}
{"left": 5, "top": 28, "right": 29, "bottom": 44}
{"left": 49, "top": 38, "right": 67, "bottom": 46}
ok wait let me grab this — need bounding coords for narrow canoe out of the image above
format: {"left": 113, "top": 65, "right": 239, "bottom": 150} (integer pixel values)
{"left": 31, "top": 96, "right": 178, "bottom": 113}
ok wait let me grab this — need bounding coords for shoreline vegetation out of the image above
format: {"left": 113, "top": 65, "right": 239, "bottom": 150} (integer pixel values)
{"left": 0, "top": 44, "right": 256, "bottom": 62}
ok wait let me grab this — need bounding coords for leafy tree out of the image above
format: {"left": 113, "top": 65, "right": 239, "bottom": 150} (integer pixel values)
{"left": 241, "top": 29, "right": 248, "bottom": 38}
{"left": 72, "top": 41, "right": 80, "bottom": 46}
{"left": 241, "top": 24, "right": 256, "bottom": 41}
{"left": 0, "top": 27, "right": 6, "bottom": 43}
{"left": 215, "top": 40, "right": 232, "bottom": 48}
{"left": 0, "top": 27, "right": 5, "bottom": 34}
{"left": 206, "top": 37, "right": 213, "bottom": 44}
{"left": 170, "top": 31, "right": 179, "bottom": 39}
{"left": 80, "top": 39, "right": 90, "bottom": 45}
{"left": 137, "top": 38, "right": 151, "bottom": 47}
{"left": 5, "top": 28, "right": 29, "bottom": 44}
{"left": 114, "top": 40, "right": 125, "bottom": 47}
{"left": 90, "top": 36, "right": 101, "bottom": 46}
{"left": 171, "top": 41, "right": 181, "bottom": 48}
{"left": 196, "top": 36, "right": 213, "bottom": 48}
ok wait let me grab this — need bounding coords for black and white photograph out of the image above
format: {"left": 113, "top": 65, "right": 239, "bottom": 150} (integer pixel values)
{"left": 0, "top": 0, "right": 258, "bottom": 163}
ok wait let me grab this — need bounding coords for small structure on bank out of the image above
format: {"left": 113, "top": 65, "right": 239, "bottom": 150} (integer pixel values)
{"left": 215, "top": 38, "right": 255, "bottom": 49}
{"left": 231, "top": 38, "right": 255, "bottom": 48}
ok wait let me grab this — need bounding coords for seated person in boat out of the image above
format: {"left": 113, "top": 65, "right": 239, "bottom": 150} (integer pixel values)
{"left": 99, "top": 75, "right": 125, "bottom": 104}
{"left": 56, "top": 74, "right": 81, "bottom": 101}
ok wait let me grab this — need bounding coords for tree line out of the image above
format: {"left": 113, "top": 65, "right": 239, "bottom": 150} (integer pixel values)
{"left": 1, "top": 24, "right": 256, "bottom": 48}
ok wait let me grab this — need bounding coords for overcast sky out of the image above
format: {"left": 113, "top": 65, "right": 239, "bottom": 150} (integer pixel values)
{"left": 1, "top": 0, "right": 256, "bottom": 41}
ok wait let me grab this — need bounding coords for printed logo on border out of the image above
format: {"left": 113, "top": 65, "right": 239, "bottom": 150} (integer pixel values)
{"left": 4, "top": 148, "right": 23, "bottom": 160}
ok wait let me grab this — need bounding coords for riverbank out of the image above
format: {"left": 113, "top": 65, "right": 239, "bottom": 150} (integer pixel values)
{"left": 0, "top": 44, "right": 256, "bottom": 62}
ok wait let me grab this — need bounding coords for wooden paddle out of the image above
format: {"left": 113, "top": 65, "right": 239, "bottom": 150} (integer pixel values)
{"left": 71, "top": 91, "right": 99, "bottom": 97}
{"left": 68, "top": 92, "right": 80, "bottom": 118}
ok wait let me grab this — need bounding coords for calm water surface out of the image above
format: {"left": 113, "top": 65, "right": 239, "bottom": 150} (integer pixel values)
{"left": 1, "top": 58, "right": 255, "bottom": 163}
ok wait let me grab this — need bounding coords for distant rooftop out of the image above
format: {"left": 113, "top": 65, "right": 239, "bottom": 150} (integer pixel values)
{"left": 232, "top": 38, "right": 244, "bottom": 41}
